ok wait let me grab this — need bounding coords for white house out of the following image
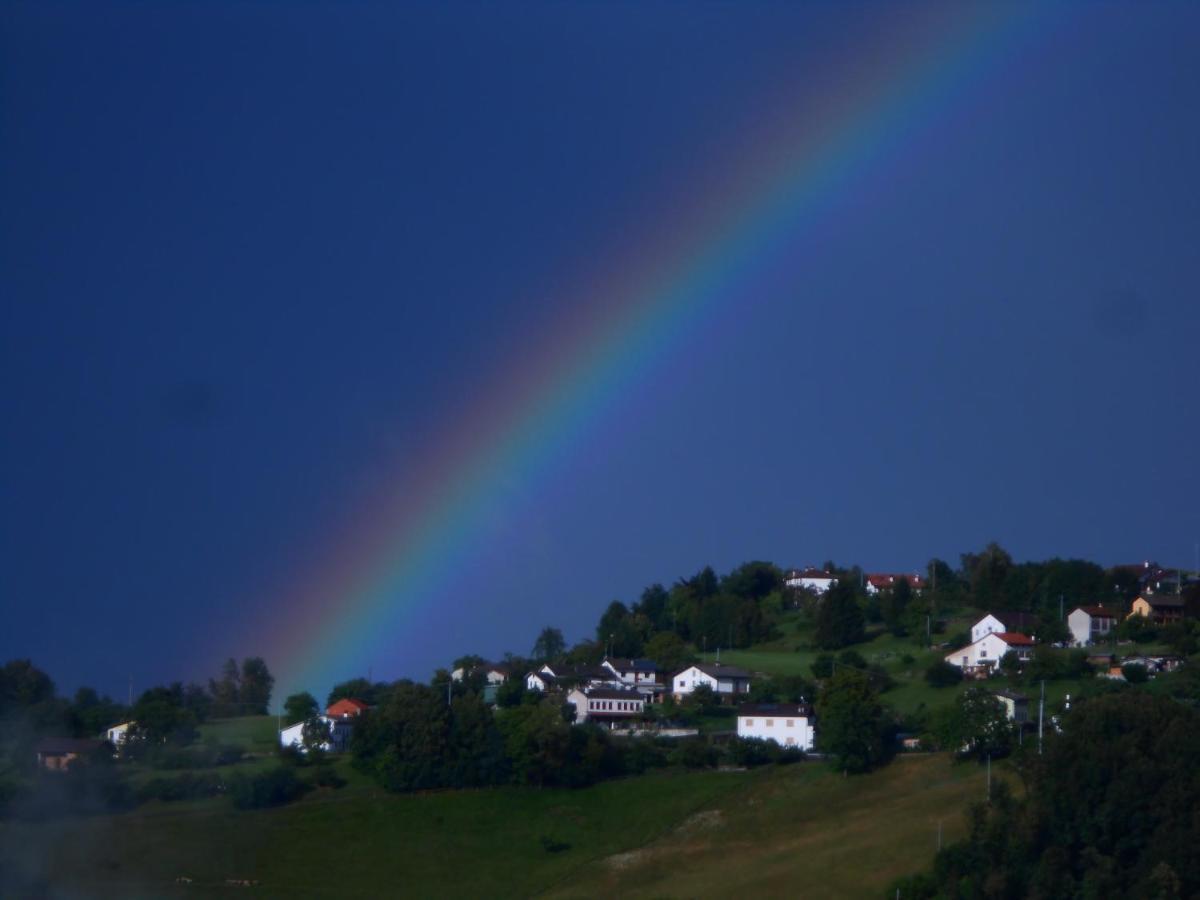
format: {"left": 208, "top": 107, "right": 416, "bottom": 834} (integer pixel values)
{"left": 105, "top": 721, "right": 134, "bottom": 747}
{"left": 736, "top": 703, "right": 815, "bottom": 750}
{"left": 864, "top": 573, "right": 927, "bottom": 595}
{"left": 992, "top": 690, "right": 1029, "bottom": 723}
{"left": 279, "top": 716, "right": 354, "bottom": 754}
{"left": 784, "top": 568, "right": 837, "bottom": 594}
{"left": 1068, "top": 605, "right": 1117, "bottom": 647}
{"left": 971, "top": 610, "right": 1040, "bottom": 644}
{"left": 566, "top": 687, "right": 645, "bottom": 725}
{"left": 529, "top": 663, "right": 618, "bottom": 690}
{"left": 525, "top": 670, "right": 558, "bottom": 692}
{"left": 672, "top": 663, "right": 752, "bottom": 698}
{"left": 944, "top": 632, "right": 1035, "bottom": 673}
{"left": 450, "top": 662, "right": 512, "bottom": 684}
{"left": 601, "top": 657, "right": 658, "bottom": 686}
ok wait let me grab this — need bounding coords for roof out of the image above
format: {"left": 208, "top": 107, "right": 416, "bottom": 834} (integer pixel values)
{"left": 736, "top": 702, "right": 812, "bottom": 717}
{"left": 993, "top": 690, "right": 1028, "bottom": 702}
{"left": 1140, "top": 594, "right": 1185, "bottom": 608}
{"left": 994, "top": 632, "right": 1035, "bottom": 646}
{"left": 1074, "top": 605, "right": 1116, "bottom": 618}
{"left": 36, "top": 738, "right": 106, "bottom": 755}
{"left": 981, "top": 610, "right": 1039, "bottom": 629}
{"left": 326, "top": 698, "right": 369, "bottom": 716}
{"left": 604, "top": 657, "right": 658, "bottom": 672}
{"left": 684, "top": 663, "right": 753, "bottom": 680}
{"left": 786, "top": 567, "right": 835, "bottom": 580}
{"left": 866, "top": 573, "right": 927, "bottom": 589}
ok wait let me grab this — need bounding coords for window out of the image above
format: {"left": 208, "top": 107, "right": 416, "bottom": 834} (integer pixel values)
{"left": 765, "top": 719, "right": 773, "bottom": 727}
{"left": 745, "top": 719, "right": 753, "bottom": 727}
{"left": 981, "top": 649, "right": 987, "bottom": 658}
{"left": 786, "top": 720, "right": 794, "bottom": 727}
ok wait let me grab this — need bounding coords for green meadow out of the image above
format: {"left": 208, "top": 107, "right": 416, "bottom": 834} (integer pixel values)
{"left": 0, "top": 751, "right": 994, "bottom": 899}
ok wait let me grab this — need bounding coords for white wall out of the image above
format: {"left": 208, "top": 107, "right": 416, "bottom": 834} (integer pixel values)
{"left": 737, "top": 714, "right": 814, "bottom": 750}
{"left": 946, "top": 633, "right": 1032, "bottom": 670}
{"left": 971, "top": 614, "right": 1006, "bottom": 644}
{"left": 1068, "top": 609, "right": 1113, "bottom": 647}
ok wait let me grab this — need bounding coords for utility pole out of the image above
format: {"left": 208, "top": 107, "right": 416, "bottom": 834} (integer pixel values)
{"left": 1038, "top": 680, "right": 1045, "bottom": 755}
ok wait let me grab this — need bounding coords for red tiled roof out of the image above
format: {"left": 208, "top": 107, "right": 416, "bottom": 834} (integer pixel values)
{"left": 866, "top": 573, "right": 927, "bottom": 589}
{"left": 326, "top": 698, "right": 369, "bottom": 717}
{"left": 994, "top": 632, "right": 1035, "bottom": 646}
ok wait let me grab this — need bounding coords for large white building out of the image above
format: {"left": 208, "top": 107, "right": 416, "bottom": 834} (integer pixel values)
{"left": 736, "top": 703, "right": 815, "bottom": 750}
{"left": 672, "top": 663, "right": 752, "bottom": 698}
{"left": 566, "top": 687, "right": 645, "bottom": 725}
{"left": 945, "top": 632, "right": 1035, "bottom": 673}
{"left": 784, "top": 568, "right": 837, "bottom": 594}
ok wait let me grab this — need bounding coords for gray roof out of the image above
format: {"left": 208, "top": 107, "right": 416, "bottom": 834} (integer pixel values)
{"left": 687, "top": 663, "right": 753, "bottom": 680}
{"left": 736, "top": 702, "right": 812, "bottom": 717}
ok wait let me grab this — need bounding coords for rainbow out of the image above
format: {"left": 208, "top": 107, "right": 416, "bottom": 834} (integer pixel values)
{"left": 247, "top": 3, "right": 1044, "bottom": 698}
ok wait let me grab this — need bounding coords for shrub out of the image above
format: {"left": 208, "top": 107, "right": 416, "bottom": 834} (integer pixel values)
{"left": 230, "top": 766, "right": 308, "bottom": 810}
{"left": 138, "top": 772, "right": 225, "bottom": 804}
{"left": 925, "top": 660, "right": 963, "bottom": 688}
{"left": 671, "top": 737, "right": 717, "bottom": 769}
{"left": 1122, "top": 663, "right": 1149, "bottom": 684}
{"left": 309, "top": 764, "right": 346, "bottom": 789}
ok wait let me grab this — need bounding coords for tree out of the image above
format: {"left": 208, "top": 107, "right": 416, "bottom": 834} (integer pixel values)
{"left": 642, "top": 631, "right": 692, "bottom": 675}
{"left": 284, "top": 692, "right": 319, "bottom": 725}
{"left": 327, "top": 677, "right": 377, "bottom": 707}
{"left": 814, "top": 581, "right": 865, "bottom": 650}
{"left": 935, "top": 686, "right": 1013, "bottom": 760}
{"left": 880, "top": 577, "right": 913, "bottom": 635}
{"left": 1121, "top": 662, "right": 1149, "bottom": 684}
{"left": 596, "top": 601, "right": 643, "bottom": 658}
{"left": 905, "top": 692, "right": 1200, "bottom": 897}
{"left": 815, "top": 669, "right": 888, "bottom": 773}
{"left": 634, "top": 583, "right": 670, "bottom": 631}
{"left": 301, "top": 716, "right": 332, "bottom": 754}
{"left": 239, "top": 658, "right": 274, "bottom": 715}
{"left": 531, "top": 627, "right": 566, "bottom": 663}
{"left": 131, "top": 686, "right": 198, "bottom": 745}
{"left": 962, "top": 542, "right": 1013, "bottom": 609}
{"left": 209, "top": 658, "right": 240, "bottom": 713}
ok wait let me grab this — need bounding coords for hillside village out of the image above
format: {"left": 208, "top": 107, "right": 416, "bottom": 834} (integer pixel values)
{"left": 265, "top": 561, "right": 1200, "bottom": 763}
{"left": 5, "top": 547, "right": 1200, "bottom": 897}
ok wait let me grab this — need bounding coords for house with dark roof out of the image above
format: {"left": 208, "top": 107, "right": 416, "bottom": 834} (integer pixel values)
{"left": 601, "top": 657, "right": 659, "bottom": 685}
{"left": 736, "top": 702, "right": 815, "bottom": 750}
{"left": 993, "top": 689, "right": 1029, "bottom": 723}
{"left": 671, "top": 663, "right": 753, "bottom": 699}
{"left": 1068, "top": 605, "right": 1117, "bottom": 647}
{"left": 1127, "top": 594, "right": 1188, "bottom": 626}
{"left": 35, "top": 738, "right": 107, "bottom": 771}
{"left": 864, "top": 573, "right": 927, "bottom": 595}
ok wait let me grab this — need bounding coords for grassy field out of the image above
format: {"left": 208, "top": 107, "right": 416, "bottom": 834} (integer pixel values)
{"left": 0, "top": 752, "right": 996, "bottom": 899}
{"left": 549, "top": 754, "right": 999, "bottom": 900}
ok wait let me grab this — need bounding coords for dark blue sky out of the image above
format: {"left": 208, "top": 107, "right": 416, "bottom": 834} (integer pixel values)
{"left": 3, "top": 2, "right": 1198, "bottom": 699}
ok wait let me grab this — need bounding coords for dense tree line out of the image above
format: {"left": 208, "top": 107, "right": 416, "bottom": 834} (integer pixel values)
{"left": 892, "top": 692, "right": 1200, "bottom": 898}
